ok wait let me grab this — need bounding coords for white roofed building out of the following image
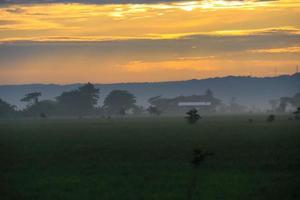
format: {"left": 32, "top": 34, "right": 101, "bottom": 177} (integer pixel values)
{"left": 148, "top": 89, "right": 221, "bottom": 114}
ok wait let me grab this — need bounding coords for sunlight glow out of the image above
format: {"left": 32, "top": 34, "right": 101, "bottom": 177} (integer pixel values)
{"left": 0, "top": 0, "right": 299, "bottom": 83}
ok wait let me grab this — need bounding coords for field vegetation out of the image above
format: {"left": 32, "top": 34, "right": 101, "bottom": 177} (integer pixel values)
{"left": 1, "top": 115, "right": 299, "bottom": 200}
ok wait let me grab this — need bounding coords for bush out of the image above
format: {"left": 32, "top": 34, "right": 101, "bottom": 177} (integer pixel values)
{"left": 267, "top": 114, "right": 275, "bottom": 122}
{"left": 186, "top": 108, "right": 201, "bottom": 124}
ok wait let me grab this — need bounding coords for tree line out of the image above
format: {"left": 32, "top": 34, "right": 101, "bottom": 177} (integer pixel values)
{"left": 1, "top": 82, "right": 300, "bottom": 118}
{"left": 0, "top": 83, "right": 143, "bottom": 118}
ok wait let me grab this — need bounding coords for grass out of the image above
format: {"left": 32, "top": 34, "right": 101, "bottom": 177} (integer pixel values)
{"left": 0, "top": 115, "right": 299, "bottom": 200}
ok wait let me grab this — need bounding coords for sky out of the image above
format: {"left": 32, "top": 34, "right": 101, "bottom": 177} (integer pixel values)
{"left": 0, "top": 0, "right": 300, "bottom": 84}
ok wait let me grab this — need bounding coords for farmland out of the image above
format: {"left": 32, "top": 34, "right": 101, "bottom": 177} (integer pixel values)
{"left": 1, "top": 115, "right": 299, "bottom": 200}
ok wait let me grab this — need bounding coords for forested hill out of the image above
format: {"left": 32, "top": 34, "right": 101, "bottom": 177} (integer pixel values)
{"left": 1, "top": 73, "right": 299, "bottom": 110}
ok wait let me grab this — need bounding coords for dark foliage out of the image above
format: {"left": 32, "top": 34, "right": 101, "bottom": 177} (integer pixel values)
{"left": 186, "top": 108, "right": 201, "bottom": 124}
{"left": 56, "top": 83, "right": 99, "bottom": 116}
{"left": 23, "top": 100, "right": 56, "bottom": 117}
{"left": 21, "top": 92, "right": 41, "bottom": 105}
{"left": 267, "top": 114, "right": 275, "bottom": 122}
{"left": 293, "top": 107, "right": 300, "bottom": 120}
{"left": 0, "top": 98, "right": 16, "bottom": 118}
{"left": 276, "top": 93, "right": 300, "bottom": 113}
{"left": 103, "top": 90, "right": 136, "bottom": 115}
{"left": 191, "top": 148, "right": 214, "bottom": 168}
{"left": 40, "top": 112, "right": 47, "bottom": 118}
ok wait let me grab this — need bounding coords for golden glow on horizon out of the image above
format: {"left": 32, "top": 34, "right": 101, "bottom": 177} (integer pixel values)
{"left": 0, "top": 0, "right": 300, "bottom": 84}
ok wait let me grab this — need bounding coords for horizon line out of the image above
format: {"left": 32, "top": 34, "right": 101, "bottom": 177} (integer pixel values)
{"left": 1, "top": 73, "right": 298, "bottom": 87}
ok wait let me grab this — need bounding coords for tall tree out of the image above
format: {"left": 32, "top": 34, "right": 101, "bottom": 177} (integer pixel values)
{"left": 56, "top": 83, "right": 99, "bottom": 116}
{"left": 291, "top": 93, "right": 300, "bottom": 108}
{"left": 21, "top": 92, "right": 41, "bottom": 105}
{"left": 276, "top": 92, "right": 300, "bottom": 113}
{"left": 78, "top": 83, "right": 99, "bottom": 108}
{"left": 103, "top": 90, "right": 136, "bottom": 115}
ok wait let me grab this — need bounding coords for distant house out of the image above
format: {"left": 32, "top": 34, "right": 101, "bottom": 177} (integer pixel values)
{"left": 148, "top": 89, "right": 221, "bottom": 113}
{"left": 178, "top": 102, "right": 212, "bottom": 107}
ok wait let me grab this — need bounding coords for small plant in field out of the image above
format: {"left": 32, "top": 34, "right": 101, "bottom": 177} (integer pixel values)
{"left": 40, "top": 112, "right": 46, "bottom": 119}
{"left": 186, "top": 108, "right": 201, "bottom": 124}
{"left": 191, "top": 148, "right": 214, "bottom": 168}
{"left": 293, "top": 107, "right": 300, "bottom": 120}
{"left": 267, "top": 114, "right": 275, "bottom": 122}
{"left": 248, "top": 118, "right": 253, "bottom": 123}
{"left": 187, "top": 148, "right": 214, "bottom": 200}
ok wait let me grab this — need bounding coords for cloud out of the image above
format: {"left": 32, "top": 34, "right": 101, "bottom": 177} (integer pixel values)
{"left": 1, "top": 0, "right": 184, "bottom": 5}
{"left": 1, "top": 1, "right": 297, "bottom": 42}
{"left": 248, "top": 46, "right": 300, "bottom": 53}
{"left": 0, "top": 28, "right": 298, "bottom": 84}
{"left": 0, "top": 27, "right": 299, "bottom": 65}
{"left": 5, "top": 7, "right": 24, "bottom": 13}
{"left": 1, "top": 26, "right": 299, "bottom": 42}
{"left": 0, "top": 19, "right": 19, "bottom": 25}
{"left": 0, "top": 0, "right": 298, "bottom": 83}
{"left": 0, "top": 0, "right": 278, "bottom": 5}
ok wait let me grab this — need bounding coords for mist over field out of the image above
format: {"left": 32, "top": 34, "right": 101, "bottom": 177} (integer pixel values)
{"left": 1, "top": 0, "right": 300, "bottom": 199}
{"left": 1, "top": 73, "right": 299, "bottom": 111}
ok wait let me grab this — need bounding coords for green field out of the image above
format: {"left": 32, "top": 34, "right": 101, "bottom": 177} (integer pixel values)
{"left": 1, "top": 116, "right": 299, "bottom": 200}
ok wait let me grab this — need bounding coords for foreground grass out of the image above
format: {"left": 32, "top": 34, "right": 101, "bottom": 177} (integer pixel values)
{"left": 0, "top": 116, "right": 299, "bottom": 200}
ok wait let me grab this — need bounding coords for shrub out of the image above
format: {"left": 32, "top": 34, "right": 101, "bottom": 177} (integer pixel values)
{"left": 186, "top": 108, "right": 201, "bottom": 124}
{"left": 267, "top": 114, "right": 275, "bottom": 122}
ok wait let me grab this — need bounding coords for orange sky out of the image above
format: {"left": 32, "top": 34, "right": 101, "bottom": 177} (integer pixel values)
{"left": 0, "top": 0, "right": 299, "bottom": 84}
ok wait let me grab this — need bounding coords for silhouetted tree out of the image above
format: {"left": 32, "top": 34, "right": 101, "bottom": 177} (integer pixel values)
{"left": 78, "top": 82, "right": 100, "bottom": 108}
{"left": 56, "top": 83, "right": 99, "bottom": 117}
{"left": 147, "top": 106, "right": 162, "bottom": 116}
{"left": 187, "top": 148, "right": 214, "bottom": 200}
{"left": 40, "top": 112, "right": 47, "bottom": 118}
{"left": 276, "top": 93, "right": 300, "bottom": 113}
{"left": 191, "top": 148, "right": 214, "bottom": 168}
{"left": 131, "top": 105, "right": 144, "bottom": 115}
{"left": 0, "top": 98, "right": 16, "bottom": 118}
{"left": 293, "top": 107, "right": 300, "bottom": 120}
{"left": 21, "top": 92, "right": 41, "bottom": 105}
{"left": 186, "top": 108, "right": 201, "bottom": 124}
{"left": 103, "top": 90, "right": 136, "bottom": 115}
{"left": 23, "top": 100, "right": 56, "bottom": 117}
{"left": 267, "top": 114, "right": 275, "bottom": 122}
{"left": 291, "top": 93, "right": 300, "bottom": 108}
{"left": 277, "top": 97, "right": 292, "bottom": 113}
